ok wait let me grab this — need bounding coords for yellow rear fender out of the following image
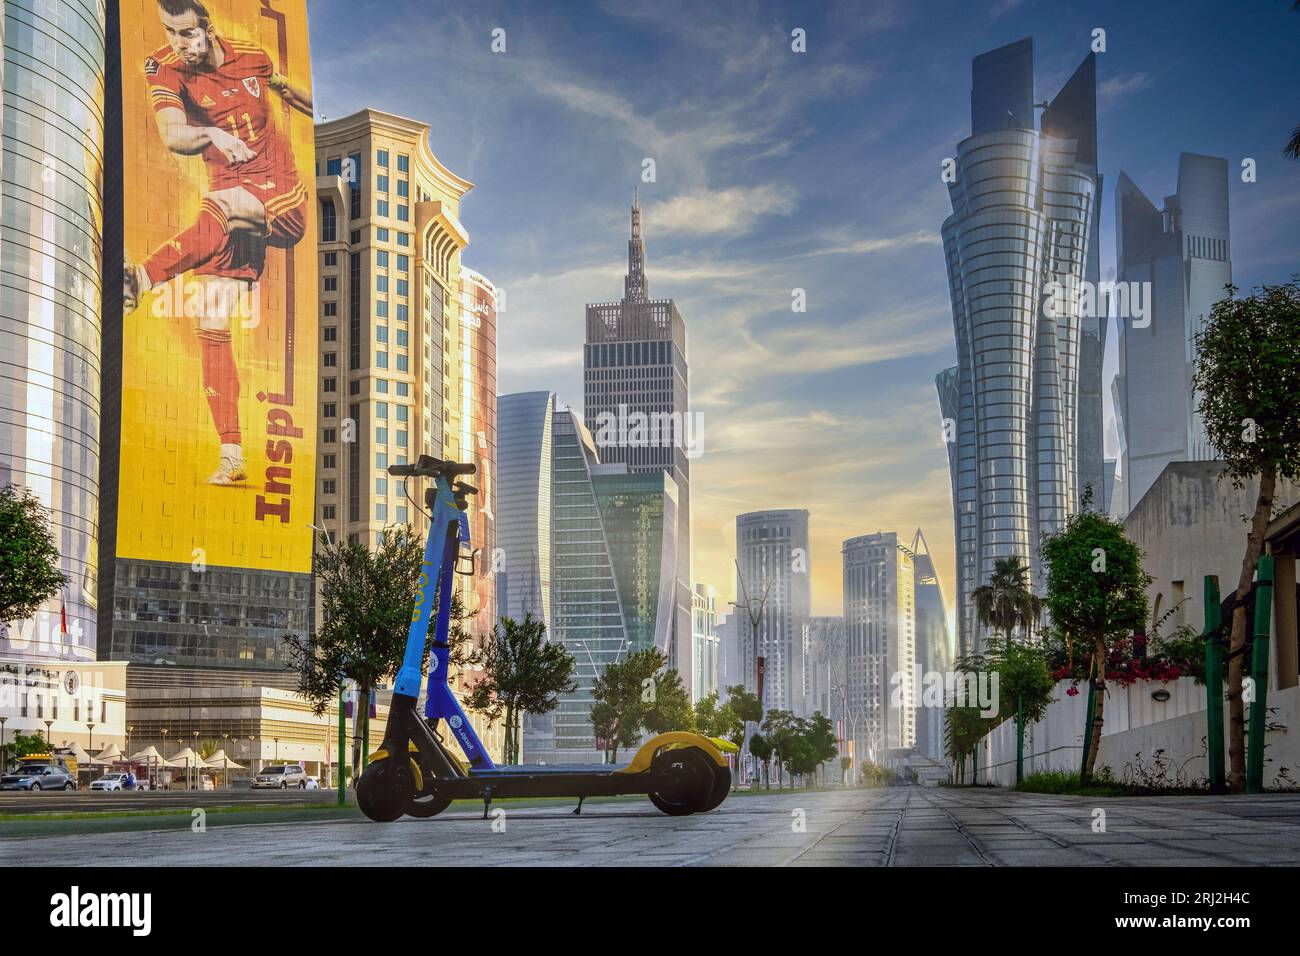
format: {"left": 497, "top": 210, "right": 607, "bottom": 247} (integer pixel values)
{"left": 616, "top": 732, "right": 729, "bottom": 774}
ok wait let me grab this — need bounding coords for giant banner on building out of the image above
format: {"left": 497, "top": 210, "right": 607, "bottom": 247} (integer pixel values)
{"left": 117, "top": 0, "right": 316, "bottom": 572}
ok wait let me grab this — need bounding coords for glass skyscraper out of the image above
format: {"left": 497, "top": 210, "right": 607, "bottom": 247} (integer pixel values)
{"left": 735, "top": 509, "right": 810, "bottom": 715}
{"left": 939, "top": 38, "right": 1099, "bottom": 653}
{"left": 583, "top": 194, "right": 692, "bottom": 688}
{"left": 0, "top": 0, "right": 105, "bottom": 661}
{"left": 1114, "top": 153, "right": 1231, "bottom": 513}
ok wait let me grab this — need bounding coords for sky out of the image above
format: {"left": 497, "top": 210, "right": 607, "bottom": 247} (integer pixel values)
{"left": 307, "top": 0, "right": 1300, "bottom": 618}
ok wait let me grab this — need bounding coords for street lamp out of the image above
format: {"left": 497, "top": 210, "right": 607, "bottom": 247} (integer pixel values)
{"left": 730, "top": 559, "right": 772, "bottom": 787}
{"left": 43, "top": 719, "right": 53, "bottom": 749}
{"left": 87, "top": 721, "right": 96, "bottom": 756}
{"left": 274, "top": 736, "right": 279, "bottom": 763}
{"left": 0, "top": 716, "right": 8, "bottom": 772}
{"left": 192, "top": 730, "right": 200, "bottom": 790}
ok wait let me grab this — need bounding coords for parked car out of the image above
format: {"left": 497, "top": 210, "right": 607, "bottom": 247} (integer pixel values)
{"left": 0, "top": 765, "right": 77, "bottom": 791}
{"left": 91, "top": 772, "right": 130, "bottom": 791}
{"left": 304, "top": 776, "right": 321, "bottom": 790}
{"left": 250, "top": 765, "right": 308, "bottom": 789}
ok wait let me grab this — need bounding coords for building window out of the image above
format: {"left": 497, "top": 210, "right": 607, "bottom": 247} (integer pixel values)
{"left": 324, "top": 276, "right": 337, "bottom": 292}
{"left": 376, "top": 379, "right": 389, "bottom": 394}
{"left": 397, "top": 254, "right": 409, "bottom": 273}
{"left": 376, "top": 227, "right": 389, "bottom": 242}
{"left": 377, "top": 174, "right": 389, "bottom": 193}
{"left": 324, "top": 252, "right": 337, "bottom": 267}
{"left": 396, "top": 382, "right": 409, "bottom": 397}
{"left": 396, "top": 279, "right": 409, "bottom": 297}
{"left": 397, "top": 505, "right": 408, "bottom": 523}
{"left": 396, "top": 329, "right": 408, "bottom": 348}
{"left": 323, "top": 326, "right": 337, "bottom": 342}
{"left": 349, "top": 253, "right": 362, "bottom": 370}
{"left": 376, "top": 477, "right": 388, "bottom": 495}
{"left": 348, "top": 152, "right": 362, "bottom": 219}
{"left": 323, "top": 402, "right": 337, "bottom": 418}
{"left": 323, "top": 479, "right": 336, "bottom": 495}
{"left": 376, "top": 452, "right": 388, "bottom": 470}
{"left": 376, "top": 351, "right": 389, "bottom": 369}
{"left": 396, "top": 354, "right": 409, "bottom": 372}
{"left": 376, "top": 427, "right": 388, "bottom": 444}
{"left": 376, "top": 503, "right": 388, "bottom": 521}
{"left": 377, "top": 149, "right": 389, "bottom": 168}
{"left": 396, "top": 430, "right": 408, "bottom": 447}
{"left": 323, "top": 454, "right": 337, "bottom": 469}
{"left": 397, "top": 154, "right": 409, "bottom": 173}
{"left": 376, "top": 300, "right": 389, "bottom": 318}
{"left": 397, "top": 179, "right": 409, "bottom": 198}
{"left": 396, "top": 405, "right": 409, "bottom": 423}
{"left": 376, "top": 326, "right": 389, "bottom": 344}
{"left": 376, "top": 199, "right": 389, "bottom": 218}
{"left": 396, "top": 304, "right": 408, "bottom": 323}
{"left": 397, "top": 204, "right": 409, "bottom": 222}
{"left": 323, "top": 505, "right": 337, "bottom": 520}
{"left": 397, "top": 232, "right": 410, "bottom": 247}
{"left": 323, "top": 302, "right": 338, "bottom": 317}
{"left": 375, "top": 402, "right": 389, "bottom": 419}
{"left": 324, "top": 376, "right": 337, "bottom": 393}
{"left": 327, "top": 156, "right": 342, "bottom": 176}
{"left": 320, "top": 199, "right": 337, "bottom": 242}
{"left": 376, "top": 250, "right": 389, "bottom": 268}
{"left": 376, "top": 275, "right": 388, "bottom": 293}
{"left": 323, "top": 352, "right": 337, "bottom": 367}
{"left": 350, "top": 229, "right": 360, "bottom": 245}
{"left": 323, "top": 428, "right": 337, "bottom": 443}
{"left": 349, "top": 380, "right": 361, "bottom": 395}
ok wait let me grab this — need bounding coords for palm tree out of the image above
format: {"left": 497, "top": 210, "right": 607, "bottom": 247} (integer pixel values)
{"left": 1286, "top": 125, "right": 1300, "bottom": 161}
{"left": 970, "top": 556, "right": 1042, "bottom": 646}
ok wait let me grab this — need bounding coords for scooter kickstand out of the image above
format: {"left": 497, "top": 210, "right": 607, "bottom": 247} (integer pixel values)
{"left": 573, "top": 796, "right": 585, "bottom": 815}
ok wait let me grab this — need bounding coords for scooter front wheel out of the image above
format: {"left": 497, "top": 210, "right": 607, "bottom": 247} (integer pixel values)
{"left": 357, "top": 755, "right": 415, "bottom": 822}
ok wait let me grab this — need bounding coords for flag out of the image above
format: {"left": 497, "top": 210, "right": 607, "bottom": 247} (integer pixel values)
{"left": 60, "top": 597, "right": 68, "bottom": 636}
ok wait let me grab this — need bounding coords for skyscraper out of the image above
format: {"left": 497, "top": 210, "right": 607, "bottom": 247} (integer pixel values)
{"left": 541, "top": 404, "right": 678, "bottom": 762}
{"left": 735, "top": 510, "right": 810, "bottom": 715}
{"left": 495, "top": 390, "right": 554, "bottom": 626}
{"left": 0, "top": 0, "right": 104, "bottom": 661}
{"left": 842, "top": 532, "right": 916, "bottom": 760}
{"left": 910, "top": 528, "right": 953, "bottom": 760}
{"left": 940, "top": 38, "right": 1099, "bottom": 652}
{"left": 1114, "top": 154, "right": 1231, "bottom": 513}
{"left": 313, "top": 109, "right": 473, "bottom": 550}
{"left": 584, "top": 194, "right": 692, "bottom": 689}
{"left": 691, "top": 583, "right": 719, "bottom": 701}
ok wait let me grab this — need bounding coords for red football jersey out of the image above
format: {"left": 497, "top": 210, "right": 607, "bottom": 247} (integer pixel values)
{"left": 146, "top": 35, "right": 298, "bottom": 194}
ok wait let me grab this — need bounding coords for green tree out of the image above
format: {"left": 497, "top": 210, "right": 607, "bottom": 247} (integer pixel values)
{"left": 971, "top": 556, "right": 1042, "bottom": 644}
{"left": 723, "top": 684, "right": 762, "bottom": 784}
{"left": 284, "top": 526, "right": 453, "bottom": 779}
{"left": 762, "top": 709, "right": 799, "bottom": 789}
{"left": 944, "top": 707, "right": 989, "bottom": 783}
{"left": 1192, "top": 279, "right": 1300, "bottom": 792}
{"left": 748, "top": 731, "right": 774, "bottom": 789}
{"left": 589, "top": 647, "right": 662, "bottom": 761}
{"left": 643, "top": 664, "right": 694, "bottom": 735}
{"left": 805, "top": 711, "right": 839, "bottom": 786}
{"left": 1041, "top": 510, "right": 1151, "bottom": 783}
{"left": 464, "top": 613, "right": 576, "bottom": 764}
{"left": 0, "top": 485, "right": 69, "bottom": 625}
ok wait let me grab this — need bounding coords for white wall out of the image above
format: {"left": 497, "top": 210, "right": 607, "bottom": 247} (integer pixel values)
{"left": 968, "top": 678, "right": 1299, "bottom": 788}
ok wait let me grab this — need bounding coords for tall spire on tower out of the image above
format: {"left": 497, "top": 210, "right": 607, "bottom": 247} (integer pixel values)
{"left": 625, "top": 188, "right": 648, "bottom": 302}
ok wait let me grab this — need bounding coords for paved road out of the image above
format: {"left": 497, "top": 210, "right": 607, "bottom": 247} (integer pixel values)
{"left": 7, "top": 787, "right": 1300, "bottom": 866}
{"left": 0, "top": 788, "right": 336, "bottom": 815}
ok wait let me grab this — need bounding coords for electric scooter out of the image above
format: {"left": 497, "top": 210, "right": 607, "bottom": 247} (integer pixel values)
{"left": 355, "top": 454, "right": 734, "bottom": 822}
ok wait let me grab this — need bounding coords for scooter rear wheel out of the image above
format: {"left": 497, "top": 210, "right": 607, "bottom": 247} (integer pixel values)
{"left": 648, "top": 746, "right": 715, "bottom": 816}
{"left": 700, "top": 763, "right": 731, "bottom": 812}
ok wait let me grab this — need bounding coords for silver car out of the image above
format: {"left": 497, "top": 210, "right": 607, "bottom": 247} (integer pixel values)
{"left": 0, "top": 765, "right": 77, "bottom": 791}
{"left": 91, "top": 772, "right": 130, "bottom": 791}
{"left": 250, "top": 764, "right": 308, "bottom": 789}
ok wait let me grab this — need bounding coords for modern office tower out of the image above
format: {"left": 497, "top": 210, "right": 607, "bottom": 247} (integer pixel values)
{"left": 455, "top": 268, "right": 498, "bottom": 643}
{"left": 496, "top": 391, "right": 554, "bottom": 626}
{"left": 0, "top": 0, "right": 104, "bottom": 661}
{"left": 691, "top": 583, "right": 719, "bottom": 701}
{"left": 584, "top": 194, "right": 692, "bottom": 690}
{"left": 1114, "top": 154, "right": 1231, "bottom": 512}
{"left": 735, "top": 510, "right": 810, "bottom": 716}
{"left": 940, "top": 38, "right": 1099, "bottom": 652}
{"left": 540, "top": 404, "right": 678, "bottom": 761}
{"left": 910, "top": 528, "right": 952, "bottom": 760}
{"left": 842, "top": 532, "right": 916, "bottom": 761}
{"left": 716, "top": 611, "right": 744, "bottom": 696}
{"left": 314, "top": 108, "right": 473, "bottom": 548}
{"left": 99, "top": 1, "right": 317, "bottom": 674}
{"left": 803, "top": 616, "right": 846, "bottom": 720}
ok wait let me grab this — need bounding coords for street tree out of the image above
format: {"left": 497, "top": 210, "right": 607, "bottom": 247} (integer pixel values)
{"left": 0, "top": 485, "right": 69, "bottom": 625}
{"left": 748, "top": 731, "right": 774, "bottom": 789}
{"left": 464, "top": 613, "right": 576, "bottom": 764}
{"left": 643, "top": 663, "right": 694, "bottom": 735}
{"left": 971, "top": 555, "right": 1042, "bottom": 644}
{"left": 1041, "top": 510, "right": 1151, "bottom": 783}
{"left": 805, "top": 711, "right": 839, "bottom": 786}
{"left": 284, "top": 526, "right": 452, "bottom": 780}
{"left": 723, "top": 684, "right": 762, "bottom": 782}
{"left": 590, "top": 647, "right": 662, "bottom": 761}
{"left": 1192, "top": 279, "right": 1300, "bottom": 792}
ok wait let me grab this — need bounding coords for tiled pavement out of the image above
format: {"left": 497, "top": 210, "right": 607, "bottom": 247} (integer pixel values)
{"left": 7, "top": 786, "right": 1300, "bottom": 866}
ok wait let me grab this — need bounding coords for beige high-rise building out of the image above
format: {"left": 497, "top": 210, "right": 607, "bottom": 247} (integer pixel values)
{"left": 313, "top": 109, "right": 502, "bottom": 759}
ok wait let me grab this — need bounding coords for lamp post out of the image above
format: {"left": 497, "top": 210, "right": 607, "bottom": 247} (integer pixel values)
{"left": 87, "top": 721, "right": 96, "bottom": 756}
{"left": 730, "top": 559, "right": 772, "bottom": 788}
{"left": 0, "top": 715, "right": 8, "bottom": 773}
{"left": 222, "top": 733, "right": 230, "bottom": 791}
{"left": 273, "top": 736, "right": 279, "bottom": 763}
{"left": 161, "top": 728, "right": 169, "bottom": 790}
{"left": 192, "top": 730, "right": 199, "bottom": 790}
{"left": 43, "top": 719, "right": 54, "bottom": 749}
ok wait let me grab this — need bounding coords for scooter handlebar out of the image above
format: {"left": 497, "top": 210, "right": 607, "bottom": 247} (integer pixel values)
{"left": 387, "top": 455, "right": 477, "bottom": 480}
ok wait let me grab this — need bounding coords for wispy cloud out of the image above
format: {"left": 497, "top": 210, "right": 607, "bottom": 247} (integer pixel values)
{"left": 648, "top": 185, "right": 797, "bottom": 237}
{"left": 1099, "top": 72, "right": 1153, "bottom": 103}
